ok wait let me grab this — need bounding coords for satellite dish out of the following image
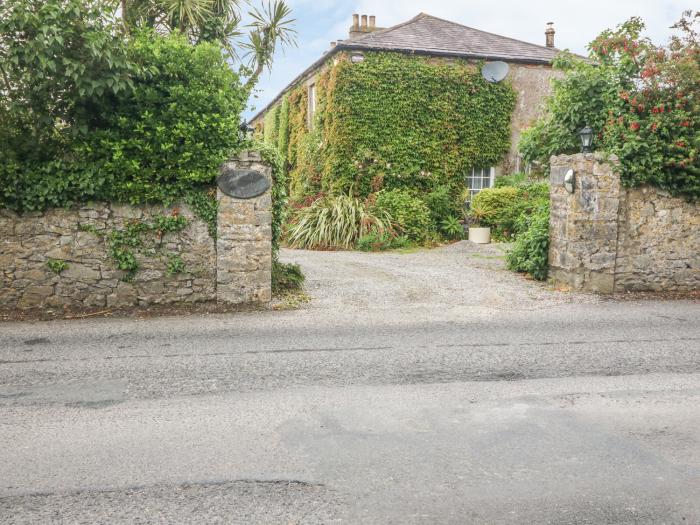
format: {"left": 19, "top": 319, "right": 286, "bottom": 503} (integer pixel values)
{"left": 482, "top": 61, "right": 509, "bottom": 83}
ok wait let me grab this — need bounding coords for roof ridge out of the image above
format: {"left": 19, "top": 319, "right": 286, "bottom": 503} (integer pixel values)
{"left": 416, "top": 12, "right": 560, "bottom": 53}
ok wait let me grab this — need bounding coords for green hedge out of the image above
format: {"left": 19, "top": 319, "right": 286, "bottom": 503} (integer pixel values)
{"left": 470, "top": 182, "right": 549, "bottom": 240}
{"left": 0, "top": 29, "right": 245, "bottom": 211}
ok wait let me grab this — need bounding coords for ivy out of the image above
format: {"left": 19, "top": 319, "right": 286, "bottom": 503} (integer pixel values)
{"left": 270, "top": 51, "right": 516, "bottom": 229}
{"left": 184, "top": 189, "right": 219, "bottom": 239}
{"left": 82, "top": 212, "right": 188, "bottom": 281}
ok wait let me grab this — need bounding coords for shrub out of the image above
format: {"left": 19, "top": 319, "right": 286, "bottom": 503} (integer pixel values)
{"left": 0, "top": 29, "right": 245, "bottom": 211}
{"left": 424, "top": 185, "right": 462, "bottom": 226}
{"left": 374, "top": 189, "right": 433, "bottom": 242}
{"left": 506, "top": 203, "right": 550, "bottom": 281}
{"left": 286, "top": 193, "right": 393, "bottom": 250}
{"left": 470, "top": 183, "right": 550, "bottom": 240}
{"left": 494, "top": 173, "right": 528, "bottom": 188}
{"left": 272, "top": 261, "right": 305, "bottom": 294}
{"left": 520, "top": 13, "right": 700, "bottom": 199}
{"left": 469, "top": 187, "right": 520, "bottom": 236}
{"left": 440, "top": 216, "right": 464, "bottom": 239}
{"left": 357, "top": 230, "right": 411, "bottom": 252}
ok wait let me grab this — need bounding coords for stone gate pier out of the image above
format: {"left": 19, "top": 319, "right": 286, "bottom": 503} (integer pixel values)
{"left": 549, "top": 153, "right": 699, "bottom": 293}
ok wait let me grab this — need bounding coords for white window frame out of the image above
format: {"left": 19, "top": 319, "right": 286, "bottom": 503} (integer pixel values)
{"left": 307, "top": 84, "right": 317, "bottom": 129}
{"left": 466, "top": 167, "right": 496, "bottom": 203}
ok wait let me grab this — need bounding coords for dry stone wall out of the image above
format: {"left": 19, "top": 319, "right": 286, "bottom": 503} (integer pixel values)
{"left": 549, "top": 153, "right": 699, "bottom": 293}
{"left": 0, "top": 151, "right": 272, "bottom": 311}
{"left": 0, "top": 203, "right": 216, "bottom": 310}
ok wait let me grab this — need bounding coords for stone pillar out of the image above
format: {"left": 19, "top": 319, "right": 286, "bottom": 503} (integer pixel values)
{"left": 548, "top": 153, "right": 622, "bottom": 293}
{"left": 216, "top": 151, "right": 272, "bottom": 304}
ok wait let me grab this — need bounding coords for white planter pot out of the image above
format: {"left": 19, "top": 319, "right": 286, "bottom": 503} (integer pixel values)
{"left": 469, "top": 227, "right": 491, "bottom": 244}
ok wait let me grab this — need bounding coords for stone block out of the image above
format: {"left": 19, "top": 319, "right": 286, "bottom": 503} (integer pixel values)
{"left": 107, "top": 282, "right": 137, "bottom": 308}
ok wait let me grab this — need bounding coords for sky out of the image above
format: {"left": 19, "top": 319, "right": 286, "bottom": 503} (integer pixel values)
{"left": 244, "top": 0, "right": 693, "bottom": 119}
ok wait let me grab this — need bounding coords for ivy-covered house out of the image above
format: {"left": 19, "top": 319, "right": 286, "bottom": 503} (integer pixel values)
{"left": 252, "top": 12, "right": 561, "bottom": 207}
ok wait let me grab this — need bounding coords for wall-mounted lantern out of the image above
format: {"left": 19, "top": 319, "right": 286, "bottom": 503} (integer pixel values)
{"left": 564, "top": 169, "right": 576, "bottom": 194}
{"left": 578, "top": 126, "right": 594, "bottom": 153}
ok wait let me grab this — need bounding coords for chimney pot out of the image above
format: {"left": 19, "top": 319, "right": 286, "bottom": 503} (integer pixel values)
{"left": 361, "top": 15, "right": 368, "bottom": 29}
{"left": 545, "top": 22, "right": 556, "bottom": 48}
{"left": 369, "top": 16, "right": 376, "bottom": 29}
{"left": 352, "top": 14, "right": 359, "bottom": 29}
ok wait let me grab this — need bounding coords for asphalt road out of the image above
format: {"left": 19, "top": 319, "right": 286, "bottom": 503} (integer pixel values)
{"left": 1, "top": 245, "right": 699, "bottom": 524}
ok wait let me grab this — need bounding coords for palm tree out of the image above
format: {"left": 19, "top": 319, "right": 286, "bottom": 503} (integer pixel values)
{"left": 116, "top": 0, "right": 295, "bottom": 91}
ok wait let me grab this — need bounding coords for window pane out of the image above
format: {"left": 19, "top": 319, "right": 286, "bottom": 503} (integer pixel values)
{"left": 465, "top": 167, "right": 494, "bottom": 202}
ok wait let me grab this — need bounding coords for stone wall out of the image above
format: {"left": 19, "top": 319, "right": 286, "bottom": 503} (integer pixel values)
{"left": 0, "top": 203, "right": 216, "bottom": 310}
{"left": 217, "top": 151, "right": 273, "bottom": 304}
{"left": 0, "top": 150, "right": 273, "bottom": 310}
{"left": 549, "top": 153, "right": 699, "bottom": 293}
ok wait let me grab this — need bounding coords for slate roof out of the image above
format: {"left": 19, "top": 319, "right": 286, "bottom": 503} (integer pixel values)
{"left": 346, "top": 13, "right": 560, "bottom": 64}
{"left": 250, "top": 13, "right": 560, "bottom": 123}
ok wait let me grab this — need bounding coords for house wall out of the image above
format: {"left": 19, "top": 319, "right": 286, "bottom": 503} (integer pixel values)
{"left": 254, "top": 53, "right": 558, "bottom": 178}
{"left": 548, "top": 153, "right": 699, "bottom": 293}
{"left": 507, "top": 63, "right": 560, "bottom": 172}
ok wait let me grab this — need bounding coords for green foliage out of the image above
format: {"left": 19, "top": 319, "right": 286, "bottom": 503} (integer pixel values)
{"left": 506, "top": 203, "right": 550, "bottom": 281}
{"left": 440, "top": 216, "right": 464, "bottom": 239}
{"left": 271, "top": 261, "right": 305, "bottom": 293}
{"left": 520, "top": 13, "right": 700, "bottom": 199}
{"left": 470, "top": 183, "right": 549, "bottom": 240}
{"left": 277, "top": 51, "right": 515, "bottom": 240}
{"left": 277, "top": 95, "right": 291, "bottom": 166}
{"left": 0, "top": 27, "right": 244, "bottom": 212}
{"left": 374, "top": 189, "right": 432, "bottom": 242}
{"left": 83, "top": 212, "right": 188, "bottom": 281}
{"left": 185, "top": 189, "right": 219, "bottom": 239}
{"left": 0, "top": 0, "right": 138, "bottom": 163}
{"left": 469, "top": 187, "right": 520, "bottom": 237}
{"left": 357, "top": 230, "right": 411, "bottom": 252}
{"left": 424, "top": 185, "right": 463, "bottom": 226}
{"left": 46, "top": 259, "right": 68, "bottom": 274}
{"left": 321, "top": 53, "right": 515, "bottom": 197}
{"left": 286, "top": 193, "right": 393, "bottom": 250}
{"left": 166, "top": 254, "right": 186, "bottom": 276}
{"left": 121, "top": 0, "right": 297, "bottom": 92}
{"left": 251, "top": 140, "right": 287, "bottom": 259}
{"left": 494, "top": 172, "right": 529, "bottom": 188}
{"left": 264, "top": 104, "right": 281, "bottom": 145}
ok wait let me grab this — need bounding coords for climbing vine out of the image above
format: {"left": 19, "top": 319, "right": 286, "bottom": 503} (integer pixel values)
{"left": 265, "top": 51, "right": 516, "bottom": 215}
{"left": 80, "top": 212, "right": 188, "bottom": 281}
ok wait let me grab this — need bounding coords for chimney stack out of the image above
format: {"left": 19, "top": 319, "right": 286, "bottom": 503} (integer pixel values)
{"left": 349, "top": 14, "right": 381, "bottom": 39}
{"left": 545, "top": 22, "right": 555, "bottom": 48}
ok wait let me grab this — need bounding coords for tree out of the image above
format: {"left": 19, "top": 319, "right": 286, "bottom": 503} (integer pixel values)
{"left": 0, "top": 0, "right": 138, "bottom": 159}
{"left": 116, "top": 0, "right": 296, "bottom": 92}
{"left": 520, "top": 11, "right": 700, "bottom": 199}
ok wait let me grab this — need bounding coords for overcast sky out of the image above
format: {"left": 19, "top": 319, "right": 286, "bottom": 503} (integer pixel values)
{"left": 245, "top": 0, "right": 693, "bottom": 118}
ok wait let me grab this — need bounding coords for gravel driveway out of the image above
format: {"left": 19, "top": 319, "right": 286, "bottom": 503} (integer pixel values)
{"left": 280, "top": 241, "right": 599, "bottom": 320}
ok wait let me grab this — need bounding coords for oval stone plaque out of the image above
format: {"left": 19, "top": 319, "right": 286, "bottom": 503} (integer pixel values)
{"left": 217, "top": 168, "right": 270, "bottom": 199}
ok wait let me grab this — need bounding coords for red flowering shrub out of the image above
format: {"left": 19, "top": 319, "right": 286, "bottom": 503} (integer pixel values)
{"left": 521, "top": 12, "right": 699, "bottom": 199}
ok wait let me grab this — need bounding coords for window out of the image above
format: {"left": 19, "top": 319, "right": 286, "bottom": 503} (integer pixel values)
{"left": 466, "top": 167, "right": 495, "bottom": 202}
{"left": 307, "top": 84, "right": 317, "bottom": 128}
